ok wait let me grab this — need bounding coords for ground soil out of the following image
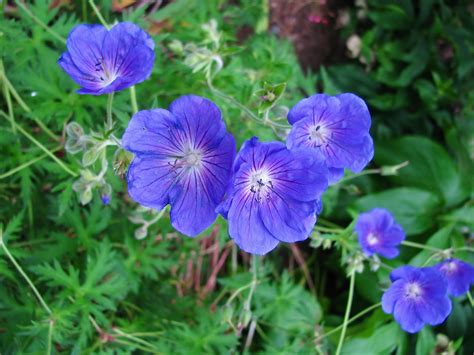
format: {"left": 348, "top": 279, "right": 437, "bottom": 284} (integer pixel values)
{"left": 269, "top": 0, "right": 348, "bottom": 72}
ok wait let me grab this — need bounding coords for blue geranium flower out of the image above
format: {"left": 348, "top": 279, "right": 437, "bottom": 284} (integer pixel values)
{"left": 217, "top": 137, "right": 328, "bottom": 255}
{"left": 58, "top": 22, "right": 155, "bottom": 95}
{"left": 122, "top": 95, "right": 235, "bottom": 237}
{"left": 355, "top": 208, "right": 405, "bottom": 259}
{"left": 435, "top": 259, "right": 474, "bottom": 297}
{"left": 382, "top": 266, "right": 452, "bottom": 333}
{"left": 286, "top": 93, "right": 373, "bottom": 183}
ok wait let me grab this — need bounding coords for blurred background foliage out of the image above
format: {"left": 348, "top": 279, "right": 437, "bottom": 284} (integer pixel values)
{"left": 0, "top": 0, "right": 473, "bottom": 353}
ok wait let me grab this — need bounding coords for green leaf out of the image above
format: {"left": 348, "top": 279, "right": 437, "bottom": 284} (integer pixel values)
{"left": 367, "top": 3, "right": 413, "bottom": 30}
{"left": 320, "top": 66, "right": 341, "bottom": 95}
{"left": 375, "top": 136, "right": 469, "bottom": 207}
{"left": 352, "top": 188, "right": 440, "bottom": 235}
{"left": 341, "top": 322, "right": 402, "bottom": 354}
{"left": 409, "top": 225, "right": 454, "bottom": 266}
{"left": 415, "top": 327, "right": 436, "bottom": 355}
{"left": 446, "top": 299, "right": 469, "bottom": 339}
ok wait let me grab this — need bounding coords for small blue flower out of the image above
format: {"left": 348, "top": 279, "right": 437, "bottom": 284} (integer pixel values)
{"left": 286, "top": 93, "right": 373, "bottom": 183}
{"left": 122, "top": 95, "right": 235, "bottom": 237}
{"left": 217, "top": 137, "right": 328, "bottom": 255}
{"left": 435, "top": 259, "right": 474, "bottom": 297}
{"left": 355, "top": 208, "right": 405, "bottom": 259}
{"left": 58, "top": 22, "right": 155, "bottom": 95}
{"left": 382, "top": 266, "right": 452, "bottom": 333}
{"left": 101, "top": 194, "right": 110, "bottom": 205}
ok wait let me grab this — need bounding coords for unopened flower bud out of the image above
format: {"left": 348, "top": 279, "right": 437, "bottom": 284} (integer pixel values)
{"left": 241, "top": 309, "right": 252, "bottom": 328}
{"left": 380, "top": 161, "right": 409, "bottom": 176}
{"left": 135, "top": 226, "right": 148, "bottom": 240}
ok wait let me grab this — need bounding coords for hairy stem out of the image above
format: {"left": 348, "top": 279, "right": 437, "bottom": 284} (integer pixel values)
{"left": 106, "top": 93, "right": 114, "bottom": 130}
{"left": 88, "top": 0, "right": 110, "bottom": 29}
{"left": 47, "top": 320, "right": 54, "bottom": 355}
{"left": 0, "top": 66, "right": 59, "bottom": 141}
{"left": 129, "top": 86, "right": 139, "bottom": 114}
{"left": 314, "top": 226, "right": 344, "bottom": 233}
{"left": 316, "top": 302, "right": 381, "bottom": 342}
{"left": 337, "top": 169, "right": 381, "bottom": 184}
{"left": 335, "top": 271, "right": 356, "bottom": 355}
{"left": 1, "top": 63, "right": 16, "bottom": 134}
{"left": 467, "top": 292, "right": 474, "bottom": 308}
{"left": 0, "top": 147, "right": 62, "bottom": 180}
{"left": 401, "top": 240, "right": 442, "bottom": 253}
{"left": 207, "top": 77, "right": 289, "bottom": 129}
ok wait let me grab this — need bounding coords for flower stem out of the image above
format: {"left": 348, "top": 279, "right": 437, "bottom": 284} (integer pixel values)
{"left": 1, "top": 63, "right": 16, "bottom": 134}
{"left": 335, "top": 271, "right": 356, "bottom": 355}
{"left": 401, "top": 240, "right": 442, "bottom": 253}
{"left": 206, "top": 77, "right": 289, "bottom": 129}
{"left": 113, "top": 327, "right": 160, "bottom": 351}
{"left": 0, "top": 147, "right": 62, "bottom": 180}
{"left": 337, "top": 169, "right": 380, "bottom": 184}
{"left": 14, "top": 0, "right": 66, "bottom": 44}
{"left": 314, "top": 226, "right": 344, "bottom": 233}
{"left": 467, "top": 292, "right": 474, "bottom": 308}
{"left": 0, "top": 228, "right": 53, "bottom": 316}
{"left": 88, "top": 0, "right": 110, "bottom": 29}
{"left": 106, "top": 93, "right": 114, "bottom": 130}
{"left": 130, "top": 86, "right": 138, "bottom": 114}
{"left": 316, "top": 302, "right": 381, "bottom": 342}
{"left": 47, "top": 319, "right": 54, "bottom": 355}
{"left": 0, "top": 111, "right": 78, "bottom": 177}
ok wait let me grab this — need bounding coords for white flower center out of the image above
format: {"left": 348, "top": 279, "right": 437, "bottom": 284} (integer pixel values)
{"left": 184, "top": 151, "right": 202, "bottom": 167}
{"left": 405, "top": 282, "right": 422, "bottom": 299}
{"left": 308, "top": 125, "right": 329, "bottom": 147}
{"left": 442, "top": 261, "right": 457, "bottom": 273}
{"left": 249, "top": 170, "right": 274, "bottom": 202}
{"left": 95, "top": 58, "right": 118, "bottom": 87}
{"left": 367, "top": 233, "right": 379, "bottom": 246}
{"left": 168, "top": 149, "right": 203, "bottom": 173}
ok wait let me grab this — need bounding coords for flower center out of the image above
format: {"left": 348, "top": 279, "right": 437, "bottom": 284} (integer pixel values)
{"left": 168, "top": 149, "right": 202, "bottom": 174}
{"left": 405, "top": 282, "right": 422, "bottom": 299}
{"left": 249, "top": 170, "right": 274, "bottom": 202}
{"left": 308, "top": 125, "right": 329, "bottom": 147}
{"left": 95, "top": 58, "right": 118, "bottom": 86}
{"left": 366, "top": 233, "right": 379, "bottom": 246}
{"left": 441, "top": 261, "right": 457, "bottom": 273}
{"left": 184, "top": 151, "right": 202, "bottom": 167}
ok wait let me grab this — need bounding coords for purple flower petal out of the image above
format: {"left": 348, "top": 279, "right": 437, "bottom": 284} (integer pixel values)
{"left": 393, "top": 299, "right": 425, "bottom": 333}
{"left": 227, "top": 175, "right": 280, "bottom": 255}
{"left": 122, "top": 109, "right": 180, "bottom": 156}
{"left": 416, "top": 296, "right": 452, "bottom": 326}
{"left": 65, "top": 24, "right": 107, "bottom": 76}
{"left": 127, "top": 155, "right": 175, "bottom": 211}
{"left": 169, "top": 133, "right": 235, "bottom": 236}
{"left": 381, "top": 279, "right": 405, "bottom": 313}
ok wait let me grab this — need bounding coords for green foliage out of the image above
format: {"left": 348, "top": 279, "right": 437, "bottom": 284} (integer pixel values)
{"left": 0, "top": 0, "right": 473, "bottom": 353}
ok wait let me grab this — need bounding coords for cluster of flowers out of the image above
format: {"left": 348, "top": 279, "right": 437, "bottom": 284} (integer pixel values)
{"left": 122, "top": 92, "right": 373, "bottom": 256}
{"left": 59, "top": 22, "right": 373, "bottom": 255}
{"left": 59, "top": 22, "right": 473, "bottom": 334}
{"left": 356, "top": 208, "right": 474, "bottom": 333}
